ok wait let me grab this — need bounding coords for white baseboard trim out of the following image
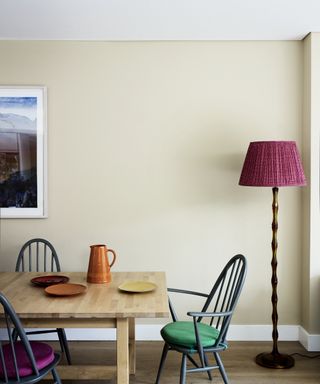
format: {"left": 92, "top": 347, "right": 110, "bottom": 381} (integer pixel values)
{"left": 61, "top": 324, "right": 301, "bottom": 342}
{"left": 227, "top": 324, "right": 300, "bottom": 341}
{"left": 3, "top": 324, "right": 319, "bottom": 351}
{"left": 299, "top": 326, "right": 320, "bottom": 351}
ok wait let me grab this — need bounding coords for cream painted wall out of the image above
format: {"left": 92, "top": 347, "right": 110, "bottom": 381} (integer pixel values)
{"left": 0, "top": 41, "right": 304, "bottom": 326}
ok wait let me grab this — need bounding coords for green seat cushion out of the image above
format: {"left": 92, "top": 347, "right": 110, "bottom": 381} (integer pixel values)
{"left": 161, "top": 321, "right": 220, "bottom": 350}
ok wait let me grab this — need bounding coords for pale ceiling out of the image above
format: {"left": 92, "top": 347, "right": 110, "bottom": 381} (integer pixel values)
{"left": 0, "top": 0, "right": 319, "bottom": 41}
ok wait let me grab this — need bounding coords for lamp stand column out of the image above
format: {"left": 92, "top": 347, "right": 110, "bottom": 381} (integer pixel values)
{"left": 255, "top": 187, "right": 295, "bottom": 369}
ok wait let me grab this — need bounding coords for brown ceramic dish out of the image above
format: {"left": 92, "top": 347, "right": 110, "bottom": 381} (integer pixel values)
{"left": 31, "top": 275, "right": 69, "bottom": 287}
{"left": 45, "top": 283, "right": 87, "bottom": 296}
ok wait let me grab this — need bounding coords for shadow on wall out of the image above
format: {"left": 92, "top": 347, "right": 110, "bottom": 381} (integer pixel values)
{"left": 176, "top": 124, "right": 250, "bottom": 206}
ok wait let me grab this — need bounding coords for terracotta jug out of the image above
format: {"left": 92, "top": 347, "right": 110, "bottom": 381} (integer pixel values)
{"left": 87, "top": 244, "right": 116, "bottom": 284}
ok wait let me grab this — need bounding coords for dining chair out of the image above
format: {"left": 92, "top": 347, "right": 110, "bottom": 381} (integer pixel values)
{"left": 0, "top": 292, "right": 62, "bottom": 383}
{"left": 155, "top": 254, "right": 247, "bottom": 384}
{"left": 15, "top": 238, "right": 72, "bottom": 365}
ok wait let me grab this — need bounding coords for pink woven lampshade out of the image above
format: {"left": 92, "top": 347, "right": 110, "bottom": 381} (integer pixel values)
{"left": 239, "top": 141, "right": 306, "bottom": 187}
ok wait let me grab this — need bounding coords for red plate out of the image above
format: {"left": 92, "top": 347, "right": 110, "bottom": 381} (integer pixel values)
{"left": 31, "top": 275, "right": 69, "bottom": 287}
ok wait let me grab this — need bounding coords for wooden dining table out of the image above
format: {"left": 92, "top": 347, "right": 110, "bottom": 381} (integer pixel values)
{"left": 0, "top": 271, "right": 169, "bottom": 384}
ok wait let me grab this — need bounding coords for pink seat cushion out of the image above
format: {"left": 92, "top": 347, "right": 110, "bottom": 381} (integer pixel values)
{"left": 0, "top": 341, "right": 55, "bottom": 378}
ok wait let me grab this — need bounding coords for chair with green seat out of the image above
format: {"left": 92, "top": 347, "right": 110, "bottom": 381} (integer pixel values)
{"left": 155, "top": 254, "right": 247, "bottom": 384}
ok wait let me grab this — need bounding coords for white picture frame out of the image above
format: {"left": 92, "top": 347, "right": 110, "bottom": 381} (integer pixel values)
{"left": 0, "top": 86, "right": 47, "bottom": 218}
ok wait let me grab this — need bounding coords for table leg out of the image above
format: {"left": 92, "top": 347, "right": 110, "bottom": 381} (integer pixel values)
{"left": 117, "top": 318, "right": 129, "bottom": 384}
{"left": 129, "top": 318, "right": 136, "bottom": 375}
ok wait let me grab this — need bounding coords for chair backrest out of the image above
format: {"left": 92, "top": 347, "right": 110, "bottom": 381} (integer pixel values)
{"left": 15, "top": 238, "right": 61, "bottom": 272}
{"left": 0, "top": 292, "right": 39, "bottom": 382}
{"left": 201, "top": 254, "right": 247, "bottom": 345}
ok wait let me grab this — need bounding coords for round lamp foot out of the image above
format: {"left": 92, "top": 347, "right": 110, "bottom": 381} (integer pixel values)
{"left": 256, "top": 352, "right": 294, "bottom": 369}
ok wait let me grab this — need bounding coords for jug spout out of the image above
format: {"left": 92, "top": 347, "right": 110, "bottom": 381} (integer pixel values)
{"left": 86, "top": 244, "right": 116, "bottom": 284}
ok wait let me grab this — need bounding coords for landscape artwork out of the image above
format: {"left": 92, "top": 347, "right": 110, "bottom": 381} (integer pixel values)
{"left": 0, "top": 87, "right": 46, "bottom": 218}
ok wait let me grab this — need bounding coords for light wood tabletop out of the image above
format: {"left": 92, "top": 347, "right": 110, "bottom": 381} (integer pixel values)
{"left": 0, "top": 271, "right": 170, "bottom": 384}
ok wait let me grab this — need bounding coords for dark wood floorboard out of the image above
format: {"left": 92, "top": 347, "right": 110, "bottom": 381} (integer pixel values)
{"left": 46, "top": 341, "right": 320, "bottom": 383}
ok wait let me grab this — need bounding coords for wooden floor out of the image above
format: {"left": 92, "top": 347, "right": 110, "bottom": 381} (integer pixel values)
{"left": 47, "top": 341, "right": 320, "bottom": 384}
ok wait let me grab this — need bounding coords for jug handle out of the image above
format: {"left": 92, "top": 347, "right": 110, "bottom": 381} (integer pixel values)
{"left": 107, "top": 249, "right": 117, "bottom": 268}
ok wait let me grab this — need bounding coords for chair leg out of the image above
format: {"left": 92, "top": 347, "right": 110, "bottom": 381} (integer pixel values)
{"left": 180, "top": 354, "right": 187, "bottom": 384}
{"left": 57, "top": 328, "right": 72, "bottom": 365}
{"left": 51, "top": 367, "right": 62, "bottom": 384}
{"left": 214, "top": 352, "right": 229, "bottom": 384}
{"left": 203, "top": 353, "right": 213, "bottom": 381}
{"left": 155, "top": 343, "right": 169, "bottom": 384}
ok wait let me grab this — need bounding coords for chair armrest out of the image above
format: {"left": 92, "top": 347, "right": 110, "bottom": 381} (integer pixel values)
{"left": 187, "top": 310, "right": 233, "bottom": 318}
{"left": 167, "top": 288, "right": 208, "bottom": 322}
{"left": 168, "top": 287, "right": 208, "bottom": 298}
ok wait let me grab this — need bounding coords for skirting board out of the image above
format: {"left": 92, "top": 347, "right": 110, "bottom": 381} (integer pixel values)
{"left": 298, "top": 326, "right": 320, "bottom": 351}
{"left": 8, "top": 324, "right": 319, "bottom": 351}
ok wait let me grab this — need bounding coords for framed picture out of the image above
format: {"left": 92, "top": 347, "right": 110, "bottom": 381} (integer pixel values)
{"left": 0, "top": 86, "right": 47, "bottom": 218}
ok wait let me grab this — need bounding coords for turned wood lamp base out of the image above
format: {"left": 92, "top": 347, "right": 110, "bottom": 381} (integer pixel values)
{"left": 256, "top": 352, "right": 295, "bottom": 369}
{"left": 255, "top": 188, "right": 295, "bottom": 370}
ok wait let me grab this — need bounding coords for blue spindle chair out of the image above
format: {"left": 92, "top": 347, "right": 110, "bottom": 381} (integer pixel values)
{"left": 15, "top": 238, "right": 71, "bottom": 365}
{"left": 155, "top": 254, "right": 247, "bottom": 384}
{"left": 0, "top": 292, "right": 61, "bottom": 383}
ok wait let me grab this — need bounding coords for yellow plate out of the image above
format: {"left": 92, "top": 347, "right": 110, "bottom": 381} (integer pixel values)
{"left": 118, "top": 281, "right": 157, "bottom": 293}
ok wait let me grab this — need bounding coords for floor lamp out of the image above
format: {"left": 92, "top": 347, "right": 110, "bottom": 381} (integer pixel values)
{"left": 239, "top": 141, "right": 306, "bottom": 369}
